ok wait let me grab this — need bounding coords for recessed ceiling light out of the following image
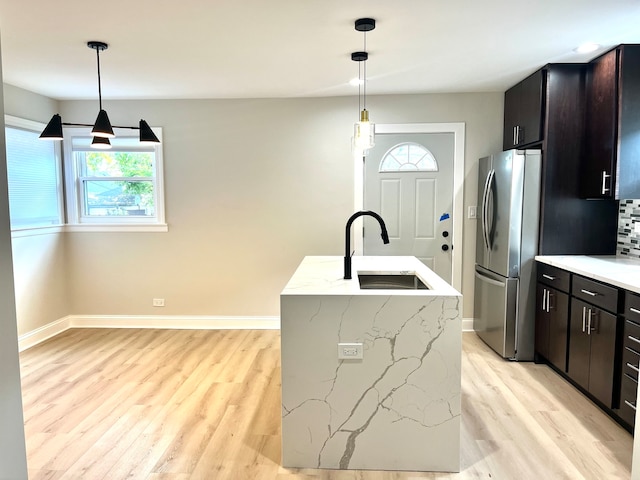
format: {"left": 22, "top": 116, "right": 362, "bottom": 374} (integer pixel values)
{"left": 350, "top": 77, "right": 364, "bottom": 86}
{"left": 574, "top": 42, "right": 600, "bottom": 54}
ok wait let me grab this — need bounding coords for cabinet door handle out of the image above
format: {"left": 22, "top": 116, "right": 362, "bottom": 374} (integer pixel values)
{"left": 542, "top": 274, "right": 556, "bottom": 281}
{"left": 631, "top": 307, "right": 640, "bottom": 315}
{"left": 625, "top": 400, "right": 637, "bottom": 411}
{"left": 542, "top": 288, "right": 547, "bottom": 311}
{"left": 547, "top": 291, "right": 552, "bottom": 313}
{"left": 582, "top": 306, "right": 586, "bottom": 333}
{"left": 513, "top": 126, "right": 517, "bottom": 146}
{"left": 587, "top": 308, "right": 592, "bottom": 335}
{"left": 627, "top": 362, "right": 640, "bottom": 374}
{"left": 580, "top": 289, "right": 598, "bottom": 297}
{"left": 629, "top": 335, "right": 640, "bottom": 346}
{"left": 601, "top": 171, "right": 610, "bottom": 194}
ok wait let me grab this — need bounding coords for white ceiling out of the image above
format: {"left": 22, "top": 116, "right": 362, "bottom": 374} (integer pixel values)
{"left": 1, "top": 0, "right": 640, "bottom": 101}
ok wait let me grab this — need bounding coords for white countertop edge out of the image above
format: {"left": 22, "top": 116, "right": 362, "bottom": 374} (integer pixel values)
{"left": 281, "top": 255, "right": 461, "bottom": 297}
{"left": 535, "top": 255, "right": 640, "bottom": 294}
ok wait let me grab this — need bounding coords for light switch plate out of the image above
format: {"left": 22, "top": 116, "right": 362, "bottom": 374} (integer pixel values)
{"left": 468, "top": 206, "right": 477, "bottom": 219}
{"left": 338, "top": 342, "right": 363, "bottom": 360}
{"left": 635, "top": 222, "right": 640, "bottom": 234}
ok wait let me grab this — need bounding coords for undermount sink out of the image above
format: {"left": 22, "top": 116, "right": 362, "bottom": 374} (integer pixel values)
{"left": 358, "top": 272, "right": 429, "bottom": 290}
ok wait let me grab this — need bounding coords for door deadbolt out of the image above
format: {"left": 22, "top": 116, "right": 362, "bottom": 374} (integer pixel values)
{"left": 442, "top": 231, "right": 449, "bottom": 238}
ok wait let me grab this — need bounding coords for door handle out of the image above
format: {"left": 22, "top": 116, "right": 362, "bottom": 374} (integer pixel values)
{"left": 483, "top": 169, "right": 496, "bottom": 250}
{"left": 441, "top": 244, "right": 449, "bottom": 252}
{"left": 630, "top": 307, "right": 640, "bottom": 315}
{"left": 542, "top": 288, "right": 547, "bottom": 312}
{"left": 627, "top": 363, "right": 640, "bottom": 374}
{"left": 482, "top": 170, "right": 495, "bottom": 250}
{"left": 474, "top": 270, "right": 505, "bottom": 288}
{"left": 546, "top": 291, "right": 552, "bottom": 313}
{"left": 542, "top": 274, "right": 555, "bottom": 281}
{"left": 625, "top": 400, "right": 637, "bottom": 411}
{"left": 582, "top": 306, "right": 586, "bottom": 333}
{"left": 587, "top": 308, "right": 593, "bottom": 335}
{"left": 601, "top": 171, "right": 610, "bottom": 195}
{"left": 580, "top": 289, "right": 598, "bottom": 297}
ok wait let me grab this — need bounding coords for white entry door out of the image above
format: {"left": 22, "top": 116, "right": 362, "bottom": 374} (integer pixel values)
{"left": 363, "top": 132, "right": 455, "bottom": 284}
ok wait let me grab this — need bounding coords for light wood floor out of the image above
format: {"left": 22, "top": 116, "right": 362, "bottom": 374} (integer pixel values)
{"left": 19, "top": 329, "right": 633, "bottom": 479}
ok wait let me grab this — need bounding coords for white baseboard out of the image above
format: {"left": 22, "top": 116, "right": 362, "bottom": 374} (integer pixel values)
{"left": 18, "top": 315, "right": 280, "bottom": 352}
{"left": 18, "top": 316, "right": 72, "bottom": 352}
{"left": 462, "top": 317, "right": 474, "bottom": 332}
{"left": 20, "top": 315, "right": 472, "bottom": 352}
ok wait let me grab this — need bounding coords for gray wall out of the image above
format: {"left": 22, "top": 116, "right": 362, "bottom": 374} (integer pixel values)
{"left": 58, "top": 93, "right": 503, "bottom": 320}
{"left": 0, "top": 70, "right": 29, "bottom": 480}
{"left": 4, "top": 88, "right": 503, "bottom": 336}
{"left": 3, "top": 84, "right": 69, "bottom": 336}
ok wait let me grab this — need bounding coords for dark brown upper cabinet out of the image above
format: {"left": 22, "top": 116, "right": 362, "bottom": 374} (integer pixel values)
{"left": 583, "top": 45, "right": 640, "bottom": 199}
{"left": 503, "top": 69, "right": 544, "bottom": 150}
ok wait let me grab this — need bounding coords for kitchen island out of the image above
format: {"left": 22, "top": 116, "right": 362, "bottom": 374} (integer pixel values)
{"left": 280, "top": 256, "right": 462, "bottom": 472}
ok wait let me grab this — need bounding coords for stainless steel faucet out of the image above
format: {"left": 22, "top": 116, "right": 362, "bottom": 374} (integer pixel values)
{"left": 344, "top": 210, "right": 390, "bottom": 279}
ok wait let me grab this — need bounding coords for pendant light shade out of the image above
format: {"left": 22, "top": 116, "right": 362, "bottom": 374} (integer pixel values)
{"left": 39, "top": 114, "right": 64, "bottom": 140}
{"left": 139, "top": 120, "right": 160, "bottom": 144}
{"left": 91, "top": 109, "right": 115, "bottom": 138}
{"left": 351, "top": 18, "right": 376, "bottom": 155}
{"left": 91, "top": 136, "right": 112, "bottom": 149}
{"left": 38, "top": 41, "right": 161, "bottom": 146}
{"left": 353, "top": 109, "right": 375, "bottom": 151}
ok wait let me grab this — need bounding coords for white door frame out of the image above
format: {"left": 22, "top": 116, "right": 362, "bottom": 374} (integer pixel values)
{"left": 353, "top": 122, "right": 465, "bottom": 292}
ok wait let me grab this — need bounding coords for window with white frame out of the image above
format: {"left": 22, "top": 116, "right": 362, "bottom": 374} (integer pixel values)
{"left": 4, "top": 116, "right": 63, "bottom": 231}
{"left": 63, "top": 127, "right": 166, "bottom": 231}
{"left": 379, "top": 142, "right": 439, "bottom": 172}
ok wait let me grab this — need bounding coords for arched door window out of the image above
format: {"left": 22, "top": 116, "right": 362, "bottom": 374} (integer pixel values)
{"left": 379, "top": 142, "right": 438, "bottom": 172}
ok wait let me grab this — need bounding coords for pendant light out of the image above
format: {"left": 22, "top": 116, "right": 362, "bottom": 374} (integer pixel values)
{"left": 352, "top": 18, "right": 376, "bottom": 155}
{"left": 39, "top": 41, "right": 160, "bottom": 147}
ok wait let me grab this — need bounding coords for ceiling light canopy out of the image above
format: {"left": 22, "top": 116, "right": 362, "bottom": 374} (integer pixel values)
{"left": 351, "top": 18, "right": 376, "bottom": 156}
{"left": 39, "top": 41, "right": 160, "bottom": 148}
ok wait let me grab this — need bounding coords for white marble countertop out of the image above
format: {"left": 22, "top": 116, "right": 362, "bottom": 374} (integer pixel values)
{"left": 281, "top": 255, "right": 461, "bottom": 296}
{"left": 535, "top": 255, "right": 640, "bottom": 294}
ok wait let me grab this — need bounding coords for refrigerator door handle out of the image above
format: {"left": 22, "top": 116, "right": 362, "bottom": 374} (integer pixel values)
{"left": 474, "top": 270, "right": 505, "bottom": 288}
{"left": 481, "top": 171, "right": 491, "bottom": 250}
{"left": 481, "top": 169, "right": 495, "bottom": 251}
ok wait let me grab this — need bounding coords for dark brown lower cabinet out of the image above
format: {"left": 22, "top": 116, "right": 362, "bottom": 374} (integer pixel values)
{"left": 567, "top": 298, "right": 618, "bottom": 407}
{"left": 535, "top": 283, "right": 569, "bottom": 371}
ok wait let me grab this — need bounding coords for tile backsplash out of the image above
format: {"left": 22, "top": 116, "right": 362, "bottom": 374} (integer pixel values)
{"left": 618, "top": 199, "right": 640, "bottom": 259}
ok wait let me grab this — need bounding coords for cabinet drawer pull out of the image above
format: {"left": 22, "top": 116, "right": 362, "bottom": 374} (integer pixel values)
{"left": 627, "top": 362, "right": 640, "bottom": 374}
{"left": 580, "top": 289, "right": 598, "bottom": 297}
{"left": 631, "top": 307, "right": 640, "bottom": 315}
{"left": 629, "top": 335, "right": 640, "bottom": 346}
{"left": 625, "top": 400, "right": 637, "bottom": 411}
{"left": 542, "top": 274, "right": 555, "bottom": 281}
{"left": 601, "top": 171, "right": 610, "bottom": 194}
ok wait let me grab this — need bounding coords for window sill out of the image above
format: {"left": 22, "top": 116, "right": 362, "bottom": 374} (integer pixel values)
{"left": 11, "top": 225, "right": 65, "bottom": 238}
{"left": 64, "top": 224, "right": 169, "bottom": 233}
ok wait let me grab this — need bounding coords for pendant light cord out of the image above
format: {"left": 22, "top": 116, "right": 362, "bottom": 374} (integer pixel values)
{"left": 95, "top": 46, "right": 103, "bottom": 110}
{"left": 363, "top": 30, "right": 367, "bottom": 111}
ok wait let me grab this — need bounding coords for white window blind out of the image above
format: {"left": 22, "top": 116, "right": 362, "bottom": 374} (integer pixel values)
{"left": 5, "top": 124, "right": 62, "bottom": 229}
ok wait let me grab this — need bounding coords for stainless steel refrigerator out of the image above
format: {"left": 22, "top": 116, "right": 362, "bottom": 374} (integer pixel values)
{"left": 474, "top": 149, "right": 541, "bottom": 360}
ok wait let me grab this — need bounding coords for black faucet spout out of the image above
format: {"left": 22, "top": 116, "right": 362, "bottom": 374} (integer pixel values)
{"left": 344, "top": 210, "right": 390, "bottom": 280}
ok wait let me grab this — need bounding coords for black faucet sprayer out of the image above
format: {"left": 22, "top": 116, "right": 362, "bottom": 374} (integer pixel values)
{"left": 344, "top": 210, "right": 390, "bottom": 279}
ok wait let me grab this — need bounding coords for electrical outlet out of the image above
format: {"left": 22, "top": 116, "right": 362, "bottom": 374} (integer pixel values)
{"left": 152, "top": 298, "right": 165, "bottom": 307}
{"left": 338, "top": 342, "right": 363, "bottom": 360}
{"left": 468, "top": 206, "right": 477, "bottom": 219}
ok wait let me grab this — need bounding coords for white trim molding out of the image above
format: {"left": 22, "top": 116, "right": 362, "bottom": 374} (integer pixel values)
{"left": 462, "top": 317, "right": 474, "bottom": 332}
{"left": 18, "top": 315, "right": 280, "bottom": 352}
